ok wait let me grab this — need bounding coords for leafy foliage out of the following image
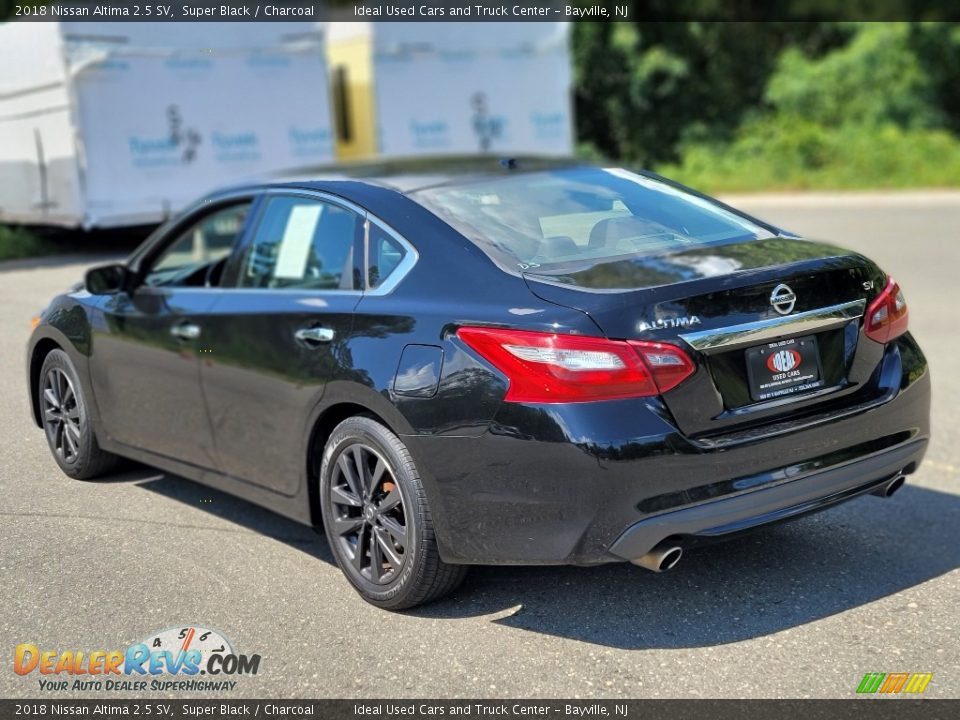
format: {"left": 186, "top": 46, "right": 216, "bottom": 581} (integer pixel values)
{"left": 0, "top": 225, "right": 57, "bottom": 262}
{"left": 766, "top": 24, "right": 945, "bottom": 129}
{"left": 570, "top": 19, "right": 960, "bottom": 192}
{"left": 659, "top": 121, "right": 960, "bottom": 192}
{"left": 572, "top": 19, "right": 853, "bottom": 165}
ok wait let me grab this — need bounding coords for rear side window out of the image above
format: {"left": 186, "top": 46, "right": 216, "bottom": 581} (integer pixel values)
{"left": 367, "top": 222, "right": 408, "bottom": 290}
{"left": 241, "top": 196, "right": 361, "bottom": 290}
{"left": 412, "top": 167, "right": 775, "bottom": 270}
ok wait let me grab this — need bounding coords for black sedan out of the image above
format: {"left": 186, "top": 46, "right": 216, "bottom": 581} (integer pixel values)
{"left": 27, "top": 160, "right": 930, "bottom": 609}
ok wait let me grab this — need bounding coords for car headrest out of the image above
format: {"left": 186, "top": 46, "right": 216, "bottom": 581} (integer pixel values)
{"left": 588, "top": 216, "right": 659, "bottom": 250}
{"left": 538, "top": 235, "right": 579, "bottom": 258}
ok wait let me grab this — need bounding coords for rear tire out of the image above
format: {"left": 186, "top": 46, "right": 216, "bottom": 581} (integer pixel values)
{"left": 319, "top": 415, "right": 467, "bottom": 610}
{"left": 38, "top": 349, "right": 120, "bottom": 480}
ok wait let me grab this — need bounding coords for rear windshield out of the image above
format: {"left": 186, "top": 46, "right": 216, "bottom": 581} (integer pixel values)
{"left": 412, "top": 167, "right": 776, "bottom": 271}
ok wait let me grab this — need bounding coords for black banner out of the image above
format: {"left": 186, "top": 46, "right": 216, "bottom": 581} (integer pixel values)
{"left": 3, "top": 1, "right": 959, "bottom": 23}
{"left": 0, "top": 699, "right": 956, "bottom": 720}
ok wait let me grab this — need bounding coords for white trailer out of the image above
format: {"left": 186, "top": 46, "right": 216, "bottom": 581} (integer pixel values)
{"left": 327, "top": 21, "right": 574, "bottom": 161}
{"left": 0, "top": 21, "right": 335, "bottom": 228}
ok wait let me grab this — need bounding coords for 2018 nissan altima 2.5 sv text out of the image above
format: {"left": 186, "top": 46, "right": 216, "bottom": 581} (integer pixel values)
{"left": 27, "top": 159, "right": 930, "bottom": 609}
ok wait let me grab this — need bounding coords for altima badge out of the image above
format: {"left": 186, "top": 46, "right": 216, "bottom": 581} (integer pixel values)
{"left": 637, "top": 316, "right": 702, "bottom": 332}
{"left": 770, "top": 283, "right": 797, "bottom": 315}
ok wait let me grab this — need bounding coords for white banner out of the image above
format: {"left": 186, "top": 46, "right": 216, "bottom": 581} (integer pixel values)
{"left": 72, "top": 47, "right": 334, "bottom": 224}
{"left": 372, "top": 30, "right": 573, "bottom": 158}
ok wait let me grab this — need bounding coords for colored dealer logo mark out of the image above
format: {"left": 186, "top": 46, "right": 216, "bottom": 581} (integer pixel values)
{"left": 767, "top": 349, "right": 801, "bottom": 373}
{"left": 857, "top": 672, "right": 933, "bottom": 695}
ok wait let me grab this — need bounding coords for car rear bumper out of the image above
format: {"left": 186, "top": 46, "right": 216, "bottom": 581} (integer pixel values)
{"left": 606, "top": 436, "right": 927, "bottom": 563}
{"left": 403, "top": 339, "right": 931, "bottom": 566}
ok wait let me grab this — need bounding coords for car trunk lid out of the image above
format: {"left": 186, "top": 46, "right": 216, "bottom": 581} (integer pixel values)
{"left": 523, "top": 237, "right": 888, "bottom": 437}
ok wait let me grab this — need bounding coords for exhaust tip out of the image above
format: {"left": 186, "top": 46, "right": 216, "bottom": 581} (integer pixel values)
{"left": 659, "top": 547, "right": 683, "bottom": 571}
{"left": 632, "top": 545, "right": 683, "bottom": 573}
{"left": 884, "top": 475, "right": 906, "bottom": 497}
{"left": 872, "top": 473, "right": 907, "bottom": 498}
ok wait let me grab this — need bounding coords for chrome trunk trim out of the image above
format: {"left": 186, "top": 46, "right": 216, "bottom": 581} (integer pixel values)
{"left": 678, "top": 299, "right": 866, "bottom": 354}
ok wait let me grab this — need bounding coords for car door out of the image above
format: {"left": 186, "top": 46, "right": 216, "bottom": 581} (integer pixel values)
{"left": 200, "top": 191, "right": 364, "bottom": 495}
{"left": 88, "top": 199, "right": 256, "bottom": 468}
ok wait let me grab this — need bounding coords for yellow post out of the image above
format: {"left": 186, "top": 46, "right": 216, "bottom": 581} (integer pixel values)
{"left": 327, "top": 25, "right": 377, "bottom": 160}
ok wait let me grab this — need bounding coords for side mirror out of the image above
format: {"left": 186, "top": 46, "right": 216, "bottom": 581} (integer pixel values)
{"left": 84, "top": 263, "right": 129, "bottom": 295}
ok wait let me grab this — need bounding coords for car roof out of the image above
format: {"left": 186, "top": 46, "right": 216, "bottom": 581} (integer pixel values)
{"left": 251, "top": 155, "right": 587, "bottom": 195}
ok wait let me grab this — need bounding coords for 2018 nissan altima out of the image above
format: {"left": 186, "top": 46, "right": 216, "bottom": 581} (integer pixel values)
{"left": 27, "top": 159, "right": 930, "bottom": 609}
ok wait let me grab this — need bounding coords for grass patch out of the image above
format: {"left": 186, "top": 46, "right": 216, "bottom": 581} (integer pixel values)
{"left": 0, "top": 225, "right": 61, "bottom": 263}
{"left": 0, "top": 224, "right": 153, "bottom": 264}
{"left": 657, "top": 120, "right": 960, "bottom": 194}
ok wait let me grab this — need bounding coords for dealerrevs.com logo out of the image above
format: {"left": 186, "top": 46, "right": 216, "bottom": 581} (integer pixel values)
{"left": 14, "top": 625, "right": 261, "bottom": 693}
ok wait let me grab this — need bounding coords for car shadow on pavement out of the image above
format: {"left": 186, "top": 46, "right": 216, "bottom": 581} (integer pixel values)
{"left": 423, "top": 484, "right": 960, "bottom": 649}
{"left": 125, "top": 467, "right": 336, "bottom": 564}
{"left": 127, "top": 466, "right": 959, "bottom": 650}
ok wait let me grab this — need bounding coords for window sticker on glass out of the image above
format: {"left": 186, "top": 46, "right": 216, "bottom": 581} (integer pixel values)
{"left": 274, "top": 204, "right": 323, "bottom": 279}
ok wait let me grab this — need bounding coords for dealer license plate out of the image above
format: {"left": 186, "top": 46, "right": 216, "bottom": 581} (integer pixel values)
{"left": 744, "top": 335, "right": 824, "bottom": 402}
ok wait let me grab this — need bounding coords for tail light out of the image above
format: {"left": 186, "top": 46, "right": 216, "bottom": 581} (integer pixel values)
{"left": 456, "top": 327, "right": 695, "bottom": 403}
{"left": 865, "top": 277, "right": 909, "bottom": 344}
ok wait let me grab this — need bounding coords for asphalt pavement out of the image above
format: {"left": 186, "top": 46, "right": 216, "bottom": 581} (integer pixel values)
{"left": 1, "top": 193, "right": 958, "bottom": 699}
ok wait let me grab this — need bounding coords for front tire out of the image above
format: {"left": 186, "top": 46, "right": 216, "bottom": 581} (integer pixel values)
{"left": 319, "top": 416, "right": 467, "bottom": 610}
{"left": 38, "top": 349, "right": 119, "bottom": 480}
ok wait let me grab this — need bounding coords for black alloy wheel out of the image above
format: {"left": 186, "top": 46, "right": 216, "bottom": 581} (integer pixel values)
{"left": 320, "top": 416, "right": 467, "bottom": 609}
{"left": 329, "top": 442, "right": 409, "bottom": 585}
{"left": 42, "top": 367, "right": 82, "bottom": 464}
{"left": 38, "top": 349, "right": 119, "bottom": 480}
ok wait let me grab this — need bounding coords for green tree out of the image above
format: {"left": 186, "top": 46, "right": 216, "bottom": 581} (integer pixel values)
{"left": 766, "top": 23, "right": 945, "bottom": 130}
{"left": 907, "top": 22, "right": 960, "bottom": 134}
{"left": 571, "top": 17, "right": 850, "bottom": 165}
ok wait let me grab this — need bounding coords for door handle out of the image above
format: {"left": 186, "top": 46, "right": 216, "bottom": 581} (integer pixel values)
{"left": 170, "top": 321, "right": 201, "bottom": 341}
{"left": 295, "top": 326, "right": 335, "bottom": 345}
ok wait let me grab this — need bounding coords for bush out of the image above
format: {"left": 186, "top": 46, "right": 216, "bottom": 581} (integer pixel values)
{"left": 658, "top": 120, "right": 960, "bottom": 193}
{"left": 0, "top": 226, "right": 58, "bottom": 263}
{"left": 657, "top": 23, "right": 960, "bottom": 193}
{"left": 766, "top": 23, "right": 945, "bottom": 130}
{"left": 571, "top": 20, "right": 854, "bottom": 165}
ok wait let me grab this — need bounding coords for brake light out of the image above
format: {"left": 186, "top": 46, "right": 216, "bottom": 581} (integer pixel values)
{"left": 456, "top": 327, "right": 695, "bottom": 403}
{"left": 864, "top": 277, "right": 909, "bottom": 344}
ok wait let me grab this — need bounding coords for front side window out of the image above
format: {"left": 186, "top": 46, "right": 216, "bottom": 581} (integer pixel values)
{"left": 412, "top": 167, "right": 775, "bottom": 270}
{"left": 241, "top": 195, "right": 361, "bottom": 290}
{"left": 143, "top": 202, "right": 251, "bottom": 287}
